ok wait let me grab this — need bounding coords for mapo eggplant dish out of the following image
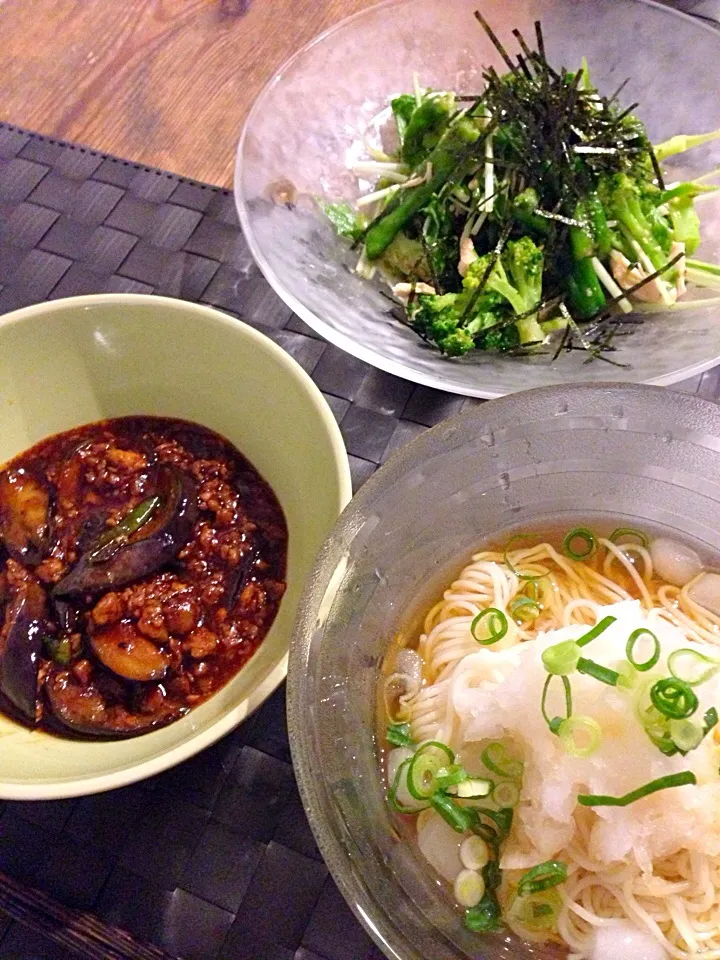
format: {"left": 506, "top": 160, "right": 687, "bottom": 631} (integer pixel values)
{"left": 0, "top": 417, "right": 287, "bottom": 739}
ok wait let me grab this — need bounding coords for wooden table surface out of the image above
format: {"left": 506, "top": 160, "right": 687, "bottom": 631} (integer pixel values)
{"left": 0, "top": 0, "right": 378, "bottom": 188}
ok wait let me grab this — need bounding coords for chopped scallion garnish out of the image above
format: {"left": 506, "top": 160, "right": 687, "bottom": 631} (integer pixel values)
{"left": 650, "top": 677, "right": 699, "bottom": 720}
{"left": 626, "top": 628, "right": 660, "bottom": 672}
{"left": 504, "top": 534, "right": 548, "bottom": 582}
{"left": 436, "top": 762, "right": 470, "bottom": 790}
{"left": 481, "top": 741, "right": 524, "bottom": 780}
{"left": 508, "top": 594, "right": 542, "bottom": 621}
{"left": 508, "top": 888, "right": 561, "bottom": 932}
{"left": 456, "top": 777, "right": 493, "bottom": 799}
{"left": 491, "top": 780, "right": 521, "bottom": 808}
{"left": 557, "top": 715, "right": 602, "bottom": 757}
{"left": 576, "top": 657, "right": 620, "bottom": 686}
{"left": 542, "top": 674, "right": 572, "bottom": 732}
{"left": 471, "top": 607, "right": 509, "bottom": 645}
{"left": 577, "top": 771, "right": 697, "bottom": 807}
{"left": 576, "top": 615, "right": 616, "bottom": 648}
{"left": 429, "top": 792, "right": 477, "bottom": 833}
{"left": 387, "top": 758, "right": 428, "bottom": 813}
{"left": 386, "top": 721, "right": 414, "bottom": 747}
{"left": 562, "top": 527, "right": 596, "bottom": 560}
{"left": 406, "top": 752, "right": 443, "bottom": 800}
{"left": 667, "top": 647, "right": 720, "bottom": 686}
{"left": 609, "top": 527, "right": 649, "bottom": 548}
{"left": 464, "top": 891, "right": 502, "bottom": 932}
{"left": 669, "top": 718, "right": 704, "bottom": 753}
{"left": 542, "top": 639, "right": 581, "bottom": 676}
{"left": 517, "top": 860, "right": 568, "bottom": 896}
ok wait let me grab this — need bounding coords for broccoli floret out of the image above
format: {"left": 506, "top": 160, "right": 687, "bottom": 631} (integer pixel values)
{"left": 463, "top": 237, "right": 545, "bottom": 344}
{"left": 463, "top": 290, "right": 508, "bottom": 336}
{"left": 408, "top": 293, "right": 473, "bottom": 356}
{"left": 504, "top": 236, "right": 544, "bottom": 312}
{"left": 408, "top": 289, "right": 516, "bottom": 356}
{"left": 597, "top": 173, "right": 672, "bottom": 270}
{"left": 380, "top": 233, "right": 430, "bottom": 282}
{"left": 477, "top": 323, "right": 520, "bottom": 353}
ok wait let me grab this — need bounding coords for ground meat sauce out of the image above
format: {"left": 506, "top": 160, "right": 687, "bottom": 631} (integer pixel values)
{"left": 0, "top": 417, "right": 287, "bottom": 739}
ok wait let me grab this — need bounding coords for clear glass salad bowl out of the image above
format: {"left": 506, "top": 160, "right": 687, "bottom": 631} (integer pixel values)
{"left": 235, "top": 0, "right": 720, "bottom": 398}
{"left": 288, "top": 382, "right": 720, "bottom": 960}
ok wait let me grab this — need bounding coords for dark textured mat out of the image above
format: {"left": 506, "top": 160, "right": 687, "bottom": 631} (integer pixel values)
{"left": 0, "top": 122, "right": 400, "bottom": 960}
{"left": 0, "top": 108, "right": 718, "bottom": 960}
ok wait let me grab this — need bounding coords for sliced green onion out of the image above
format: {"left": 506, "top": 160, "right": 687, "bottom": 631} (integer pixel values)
{"left": 509, "top": 889, "right": 561, "bottom": 933}
{"left": 504, "top": 534, "right": 548, "bottom": 582}
{"left": 626, "top": 629, "right": 660, "bottom": 673}
{"left": 386, "top": 722, "right": 414, "bottom": 747}
{"left": 415, "top": 740, "right": 455, "bottom": 764}
{"left": 616, "top": 660, "right": 639, "bottom": 690}
{"left": 387, "top": 759, "right": 428, "bottom": 814}
{"left": 456, "top": 777, "right": 493, "bottom": 799}
{"left": 471, "top": 608, "right": 509, "bottom": 646}
{"left": 668, "top": 648, "right": 720, "bottom": 686}
{"left": 406, "top": 752, "right": 442, "bottom": 800}
{"left": 576, "top": 615, "right": 617, "bottom": 648}
{"left": 509, "top": 594, "right": 542, "bottom": 622}
{"left": 475, "top": 806, "right": 514, "bottom": 841}
{"left": 517, "top": 861, "right": 568, "bottom": 896}
{"left": 668, "top": 708, "right": 718, "bottom": 755}
{"left": 460, "top": 835, "right": 490, "bottom": 871}
{"left": 610, "top": 527, "right": 649, "bottom": 548}
{"left": 558, "top": 715, "right": 602, "bottom": 757}
{"left": 483, "top": 858, "right": 502, "bottom": 892}
{"left": 481, "top": 741, "right": 524, "bottom": 780}
{"left": 669, "top": 719, "right": 704, "bottom": 753}
{"left": 542, "top": 674, "right": 572, "bottom": 732}
{"left": 650, "top": 678, "right": 699, "bottom": 720}
{"left": 562, "top": 527, "right": 596, "bottom": 560}
{"left": 578, "top": 771, "right": 697, "bottom": 807}
{"left": 491, "top": 781, "right": 521, "bottom": 808}
{"left": 436, "top": 763, "right": 469, "bottom": 790}
{"left": 429, "top": 793, "right": 476, "bottom": 833}
{"left": 704, "top": 706, "right": 719, "bottom": 733}
{"left": 472, "top": 821, "right": 501, "bottom": 847}
{"left": 464, "top": 891, "right": 502, "bottom": 932}
{"left": 42, "top": 636, "right": 72, "bottom": 665}
{"left": 576, "top": 657, "right": 620, "bottom": 686}
{"left": 542, "top": 640, "right": 581, "bottom": 676}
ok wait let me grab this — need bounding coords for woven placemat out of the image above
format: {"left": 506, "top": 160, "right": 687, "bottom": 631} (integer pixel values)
{"left": 0, "top": 118, "right": 718, "bottom": 960}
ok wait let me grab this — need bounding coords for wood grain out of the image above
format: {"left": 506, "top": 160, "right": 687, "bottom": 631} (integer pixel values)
{"left": 0, "top": 868, "right": 179, "bottom": 960}
{"left": 0, "top": 0, "right": 379, "bottom": 186}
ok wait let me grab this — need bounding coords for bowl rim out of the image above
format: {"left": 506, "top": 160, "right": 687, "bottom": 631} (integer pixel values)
{"left": 0, "top": 292, "right": 352, "bottom": 800}
{"left": 286, "top": 380, "right": 720, "bottom": 959}
{"left": 234, "top": 0, "right": 720, "bottom": 400}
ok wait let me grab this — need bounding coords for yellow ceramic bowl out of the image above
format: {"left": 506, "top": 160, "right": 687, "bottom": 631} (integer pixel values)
{"left": 0, "top": 294, "right": 351, "bottom": 799}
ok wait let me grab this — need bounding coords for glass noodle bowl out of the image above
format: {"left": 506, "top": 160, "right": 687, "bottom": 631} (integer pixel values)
{"left": 288, "top": 383, "right": 720, "bottom": 960}
{"left": 235, "top": 0, "right": 720, "bottom": 398}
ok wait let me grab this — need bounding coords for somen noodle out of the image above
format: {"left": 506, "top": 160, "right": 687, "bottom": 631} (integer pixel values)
{"left": 382, "top": 530, "right": 720, "bottom": 960}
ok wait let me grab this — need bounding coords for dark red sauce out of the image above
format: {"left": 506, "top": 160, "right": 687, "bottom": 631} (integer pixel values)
{"left": 0, "top": 416, "right": 287, "bottom": 739}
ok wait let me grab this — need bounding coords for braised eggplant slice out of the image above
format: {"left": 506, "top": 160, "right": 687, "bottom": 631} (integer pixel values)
{"left": 0, "top": 470, "right": 51, "bottom": 565}
{"left": 91, "top": 622, "right": 170, "bottom": 682}
{"left": 53, "top": 467, "right": 198, "bottom": 597}
{"left": 0, "top": 563, "right": 48, "bottom": 722}
{"left": 45, "top": 669, "right": 179, "bottom": 738}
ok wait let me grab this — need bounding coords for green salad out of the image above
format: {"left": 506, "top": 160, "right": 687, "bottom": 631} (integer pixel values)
{"left": 321, "top": 14, "right": 720, "bottom": 362}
